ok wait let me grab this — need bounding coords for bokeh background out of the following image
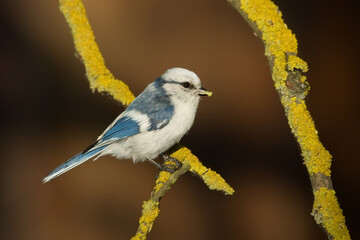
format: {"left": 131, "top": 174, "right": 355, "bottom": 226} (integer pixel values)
{"left": 1, "top": 0, "right": 359, "bottom": 239}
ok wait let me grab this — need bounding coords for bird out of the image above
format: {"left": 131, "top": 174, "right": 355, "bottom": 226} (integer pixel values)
{"left": 43, "top": 67, "right": 212, "bottom": 183}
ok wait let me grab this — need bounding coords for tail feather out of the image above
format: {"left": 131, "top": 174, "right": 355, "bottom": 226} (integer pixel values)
{"left": 43, "top": 145, "right": 108, "bottom": 183}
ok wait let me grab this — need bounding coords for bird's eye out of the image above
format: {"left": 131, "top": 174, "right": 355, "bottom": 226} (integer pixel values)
{"left": 181, "top": 82, "right": 191, "bottom": 89}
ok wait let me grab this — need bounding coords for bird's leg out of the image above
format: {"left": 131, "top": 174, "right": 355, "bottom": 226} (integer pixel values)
{"left": 147, "top": 158, "right": 162, "bottom": 169}
{"left": 160, "top": 154, "right": 183, "bottom": 173}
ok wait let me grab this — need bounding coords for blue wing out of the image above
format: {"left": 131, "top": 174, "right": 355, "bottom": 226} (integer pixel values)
{"left": 100, "top": 116, "right": 140, "bottom": 141}
{"left": 43, "top": 78, "right": 174, "bottom": 183}
{"left": 43, "top": 116, "right": 141, "bottom": 183}
{"left": 42, "top": 145, "right": 108, "bottom": 183}
{"left": 125, "top": 78, "right": 175, "bottom": 131}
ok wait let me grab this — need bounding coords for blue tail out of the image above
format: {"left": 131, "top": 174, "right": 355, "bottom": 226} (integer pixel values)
{"left": 43, "top": 145, "right": 108, "bottom": 183}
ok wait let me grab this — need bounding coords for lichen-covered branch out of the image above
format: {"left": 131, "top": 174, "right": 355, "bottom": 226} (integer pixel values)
{"left": 132, "top": 145, "right": 234, "bottom": 240}
{"left": 59, "top": 0, "right": 135, "bottom": 105}
{"left": 227, "top": 0, "right": 350, "bottom": 239}
{"left": 58, "top": 1, "right": 233, "bottom": 239}
{"left": 131, "top": 158, "right": 191, "bottom": 240}
{"left": 170, "top": 145, "right": 234, "bottom": 194}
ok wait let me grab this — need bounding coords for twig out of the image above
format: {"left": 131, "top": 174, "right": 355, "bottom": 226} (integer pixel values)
{"left": 131, "top": 159, "right": 191, "bottom": 240}
{"left": 131, "top": 145, "right": 234, "bottom": 240}
{"left": 59, "top": 0, "right": 135, "bottom": 105}
{"left": 227, "top": 0, "right": 350, "bottom": 239}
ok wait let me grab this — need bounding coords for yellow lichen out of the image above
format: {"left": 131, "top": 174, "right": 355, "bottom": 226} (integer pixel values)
{"left": 131, "top": 200, "right": 160, "bottom": 240}
{"left": 312, "top": 188, "right": 350, "bottom": 239}
{"left": 59, "top": 0, "right": 135, "bottom": 106}
{"left": 240, "top": 0, "right": 300, "bottom": 96}
{"left": 153, "top": 171, "right": 171, "bottom": 194}
{"left": 202, "top": 170, "right": 234, "bottom": 195}
{"left": 228, "top": 0, "right": 350, "bottom": 239}
{"left": 241, "top": 0, "right": 298, "bottom": 56}
{"left": 170, "top": 146, "right": 234, "bottom": 195}
{"left": 300, "top": 76, "right": 307, "bottom": 83}
{"left": 287, "top": 55, "right": 308, "bottom": 72}
{"left": 283, "top": 96, "right": 332, "bottom": 176}
{"left": 239, "top": 0, "right": 333, "bottom": 177}
{"left": 272, "top": 54, "right": 288, "bottom": 92}
{"left": 169, "top": 145, "right": 191, "bottom": 163}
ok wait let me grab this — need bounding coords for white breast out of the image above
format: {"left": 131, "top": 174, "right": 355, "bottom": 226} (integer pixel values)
{"left": 101, "top": 96, "right": 200, "bottom": 162}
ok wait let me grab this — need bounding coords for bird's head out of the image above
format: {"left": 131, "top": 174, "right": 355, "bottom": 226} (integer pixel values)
{"left": 160, "top": 68, "right": 212, "bottom": 104}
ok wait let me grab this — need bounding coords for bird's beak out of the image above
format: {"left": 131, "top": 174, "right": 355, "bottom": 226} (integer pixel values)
{"left": 198, "top": 87, "right": 213, "bottom": 97}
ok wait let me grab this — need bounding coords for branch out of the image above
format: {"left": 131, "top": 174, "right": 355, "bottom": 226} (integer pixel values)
{"left": 227, "top": 0, "right": 350, "bottom": 239}
{"left": 59, "top": 0, "right": 135, "bottom": 105}
{"left": 58, "top": 1, "right": 234, "bottom": 239}
{"left": 132, "top": 145, "right": 234, "bottom": 240}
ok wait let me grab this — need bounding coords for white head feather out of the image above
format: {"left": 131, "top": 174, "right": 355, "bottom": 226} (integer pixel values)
{"left": 161, "top": 68, "right": 206, "bottom": 105}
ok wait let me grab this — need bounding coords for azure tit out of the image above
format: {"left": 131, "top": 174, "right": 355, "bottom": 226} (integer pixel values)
{"left": 43, "top": 67, "right": 212, "bottom": 183}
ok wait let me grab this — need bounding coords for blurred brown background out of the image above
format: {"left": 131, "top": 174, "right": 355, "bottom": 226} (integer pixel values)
{"left": 1, "top": 0, "right": 359, "bottom": 239}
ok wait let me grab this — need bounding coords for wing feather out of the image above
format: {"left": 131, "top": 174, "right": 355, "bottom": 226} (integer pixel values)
{"left": 100, "top": 116, "right": 140, "bottom": 141}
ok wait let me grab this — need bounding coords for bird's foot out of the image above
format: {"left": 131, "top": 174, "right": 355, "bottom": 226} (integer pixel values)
{"left": 160, "top": 154, "right": 183, "bottom": 173}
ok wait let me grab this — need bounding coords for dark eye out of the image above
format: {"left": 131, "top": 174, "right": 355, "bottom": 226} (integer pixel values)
{"left": 181, "top": 82, "right": 191, "bottom": 88}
